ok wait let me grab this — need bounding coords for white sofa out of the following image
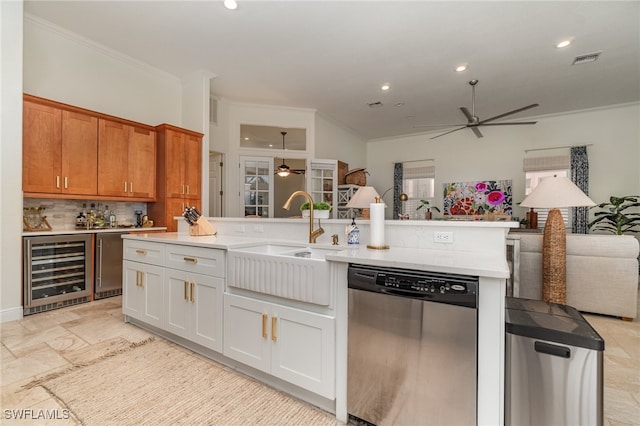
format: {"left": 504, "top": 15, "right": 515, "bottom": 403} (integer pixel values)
{"left": 513, "top": 233, "right": 639, "bottom": 320}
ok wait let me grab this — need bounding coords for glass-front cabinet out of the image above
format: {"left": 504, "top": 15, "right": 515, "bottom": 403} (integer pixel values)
{"left": 241, "top": 156, "right": 272, "bottom": 218}
{"left": 23, "top": 234, "right": 92, "bottom": 315}
{"left": 308, "top": 160, "right": 338, "bottom": 218}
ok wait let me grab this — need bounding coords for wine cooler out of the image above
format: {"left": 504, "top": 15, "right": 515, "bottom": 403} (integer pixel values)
{"left": 23, "top": 234, "right": 92, "bottom": 315}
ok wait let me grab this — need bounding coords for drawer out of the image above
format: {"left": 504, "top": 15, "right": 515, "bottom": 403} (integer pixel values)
{"left": 123, "top": 240, "right": 165, "bottom": 266}
{"left": 165, "top": 244, "right": 226, "bottom": 278}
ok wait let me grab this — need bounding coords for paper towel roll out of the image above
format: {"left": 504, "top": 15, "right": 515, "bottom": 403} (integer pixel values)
{"left": 369, "top": 202, "right": 386, "bottom": 248}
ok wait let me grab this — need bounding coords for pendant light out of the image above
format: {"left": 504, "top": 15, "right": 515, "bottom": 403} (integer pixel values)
{"left": 276, "top": 131, "right": 291, "bottom": 177}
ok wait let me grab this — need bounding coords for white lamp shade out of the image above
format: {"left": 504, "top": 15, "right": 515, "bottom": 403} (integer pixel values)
{"left": 346, "top": 186, "right": 383, "bottom": 208}
{"left": 520, "top": 175, "right": 595, "bottom": 209}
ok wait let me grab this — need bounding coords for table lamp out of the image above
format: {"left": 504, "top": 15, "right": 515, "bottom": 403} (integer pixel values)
{"left": 520, "top": 175, "right": 595, "bottom": 304}
{"left": 346, "top": 186, "right": 381, "bottom": 219}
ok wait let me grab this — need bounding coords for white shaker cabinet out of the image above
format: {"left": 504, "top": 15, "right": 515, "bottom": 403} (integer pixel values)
{"left": 224, "top": 293, "right": 335, "bottom": 399}
{"left": 123, "top": 260, "right": 164, "bottom": 328}
{"left": 165, "top": 269, "right": 224, "bottom": 352}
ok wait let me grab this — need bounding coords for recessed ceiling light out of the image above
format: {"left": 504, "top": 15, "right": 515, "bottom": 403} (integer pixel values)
{"left": 381, "top": 84, "right": 390, "bottom": 91}
{"left": 556, "top": 39, "right": 572, "bottom": 48}
{"left": 224, "top": 0, "right": 238, "bottom": 10}
{"left": 455, "top": 65, "right": 467, "bottom": 72}
{"left": 243, "top": 137, "right": 249, "bottom": 140}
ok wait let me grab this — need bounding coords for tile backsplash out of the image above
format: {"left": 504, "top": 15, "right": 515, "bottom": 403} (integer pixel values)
{"left": 23, "top": 199, "right": 148, "bottom": 231}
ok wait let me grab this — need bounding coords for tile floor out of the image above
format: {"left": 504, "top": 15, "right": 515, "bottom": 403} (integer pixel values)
{"left": 1, "top": 295, "right": 639, "bottom": 425}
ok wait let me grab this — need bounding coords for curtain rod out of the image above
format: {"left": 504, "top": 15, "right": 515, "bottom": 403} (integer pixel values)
{"left": 394, "top": 158, "right": 435, "bottom": 164}
{"left": 524, "top": 144, "right": 593, "bottom": 153}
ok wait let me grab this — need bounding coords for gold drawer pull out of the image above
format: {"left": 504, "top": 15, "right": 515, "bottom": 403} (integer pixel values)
{"left": 64, "top": 176, "right": 68, "bottom": 189}
{"left": 183, "top": 257, "right": 198, "bottom": 264}
{"left": 262, "top": 313, "right": 268, "bottom": 338}
{"left": 271, "top": 316, "right": 277, "bottom": 342}
{"left": 136, "top": 249, "right": 147, "bottom": 255}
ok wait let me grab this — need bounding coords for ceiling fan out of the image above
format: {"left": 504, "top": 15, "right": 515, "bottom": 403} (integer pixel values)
{"left": 415, "top": 79, "right": 539, "bottom": 140}
{"left": 275, "top": 131, "right": 305, "bottom": 177}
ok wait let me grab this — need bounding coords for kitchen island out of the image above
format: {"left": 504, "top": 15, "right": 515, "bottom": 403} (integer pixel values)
{"left": 122, "top": 217, "right": 515, "bottom": 425}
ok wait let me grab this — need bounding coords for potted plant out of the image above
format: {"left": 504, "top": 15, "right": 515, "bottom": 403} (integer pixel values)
{"left": 416, "top": 199, "right": 440, "bottom": 220}
{"left": 589, "top": 195, "right": 640, "bottom": 235}
{"left": 300, "top": 201, "right": 332, "bottom": 219}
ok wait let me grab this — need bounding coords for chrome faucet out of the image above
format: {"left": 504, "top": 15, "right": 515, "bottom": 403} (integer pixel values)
{"left": 283, "top": 190, "right": 324, "bottom": 243}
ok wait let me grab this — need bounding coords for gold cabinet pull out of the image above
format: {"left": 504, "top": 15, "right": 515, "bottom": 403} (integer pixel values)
{"left": 262, "top": 313, "right": 268, "bottom": 338}
{"left": 124, "top": 181, "right": 128, "bottom": 193}
{"left": 190, "top": 281, "right": 195, "bottom": 303}
{"left": 183, "top": 257, "right": 198, "bottom": 264}
{"left": 136, "top": 270, "right": 144, "bottom": 287}
{"left": 135, "top": 249, "right": 147, "bottom": 255}
{"left": 271, "top": 316, "right": 277, "bottom": 342}
{"left": 64, "top": 176, "right": 68, "bottom": 189}
{"left": 56, "top": 176, "right": 60, "bottom": 189}
{"left": 186, "top": 185, "right": 190, "bottom": 195}
{"left": 129, "top": 182, "right": 133, "bottom": 193}
{"left": 184, "top": 281, "right": 188, "bottom": 301}
{"left": 181, "top": 184, "right": 185, "bottom": 195}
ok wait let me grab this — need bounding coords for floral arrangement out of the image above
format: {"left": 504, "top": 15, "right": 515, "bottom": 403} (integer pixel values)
{"left": 443, "top": 180, "right": 512, "bottom": 216}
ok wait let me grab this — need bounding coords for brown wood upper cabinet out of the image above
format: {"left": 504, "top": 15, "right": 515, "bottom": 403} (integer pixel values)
{"left": 97, "top": 119, "right": 156, "bottom": 200}
{"left": 157, "top": 124, "right": 202, "bottom": 200}
{"left": 148, "top": 124, "right": 203, "bottom": 232}
{"left": 23, "top": 99, "right": 98, "bottom": 196}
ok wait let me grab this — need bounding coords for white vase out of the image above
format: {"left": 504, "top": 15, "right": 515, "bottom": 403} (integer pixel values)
{"left": 302, "top": 209, "right": 330, "bottom": 219}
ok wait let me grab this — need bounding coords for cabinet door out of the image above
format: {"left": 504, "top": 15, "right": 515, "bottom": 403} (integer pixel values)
{"left": 270, "top": 304, "right": 336, "bottom": 398}
{"left": 223, "top": 294, "right": 270, "bottom": 372}
{"left": 165, "top": 129, "right": 187, "bottom": 198}
{"left": 164, "top": 198, "right": 201, "bottom": 232}
{"left": 191, "top": 274, "right": 224, "bottom": 352}
{"left": 164, "top": 268, "right": 191, "bottom": 339}
{"left": 23, "top": 101, "right": 62, "bottom": 193}
{"left": 98, "top": 119, "right": 129, "bottom": 197}
{"left": 308, "top": 160, "right": 338, "bottom": 218}
{"left": 128, "top": 126, "right": 156, "bottom": 199}
{"left": 183, "top": 133, "right": 202, "bottom": 200}
{"left": 61, "top": 110, "right": 98, "bottom": 195}
{"left": 122, "top": 260, "right": 164, "bottom": 328}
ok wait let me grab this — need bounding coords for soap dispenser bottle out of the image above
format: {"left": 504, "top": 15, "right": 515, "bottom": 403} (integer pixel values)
{"left": 347, "top": 218, "right": 360, "bottom": 245}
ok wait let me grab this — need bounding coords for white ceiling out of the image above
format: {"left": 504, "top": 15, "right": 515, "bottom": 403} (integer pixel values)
{"left": 24, "top": 1, "right": 640, "bottom": 140}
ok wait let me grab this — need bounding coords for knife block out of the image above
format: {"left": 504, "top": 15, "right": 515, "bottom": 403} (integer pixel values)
{"left": 188, "top": 217, "right": 217, "bottom": 236}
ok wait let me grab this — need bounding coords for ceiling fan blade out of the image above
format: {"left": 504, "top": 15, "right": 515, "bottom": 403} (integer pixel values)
{"left": 471, "top": 127, "right": 483, "bottom": 138}
{"left": 480, "top": 121, "right": 538, "bottom": 126}
{"left": 430, "top": 126, "right": 467, "bottom": 140}
{"left": 413, "top": 123, "right": 467, "bottom": 128}
{"left": 460, "top": 106, "right": 474, "bottom": 122}
{"left": 478, "top": 103, "right": 539, "bottom": 124}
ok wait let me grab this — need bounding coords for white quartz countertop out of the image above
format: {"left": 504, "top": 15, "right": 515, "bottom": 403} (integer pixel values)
{"left": 23, "top": 227, "right": 167, "bottom": 237}
{"left": 122, "top": 232, "right": 510, "bottom": 279}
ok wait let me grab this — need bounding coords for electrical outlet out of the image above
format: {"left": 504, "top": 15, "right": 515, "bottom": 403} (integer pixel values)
{"left": 434, "top": 231, "right": 453, "bottom": 243}
{"left": 235, "top": 224, "right": 245, "bottom": 233}
{"left": 253, "top": 224, "right": 264, "bottom": 233}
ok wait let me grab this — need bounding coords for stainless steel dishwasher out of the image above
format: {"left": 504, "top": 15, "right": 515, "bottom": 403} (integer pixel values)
{"left": 347, "top": 264, "right": 479, "bottom": 426}
{"left": 95, "top": 231, "right": 128, "bottom": 299}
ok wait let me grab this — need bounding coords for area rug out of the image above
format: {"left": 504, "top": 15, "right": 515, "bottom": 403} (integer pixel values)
{"left": 24, "top": 338, "right": 339, "bottom": 425}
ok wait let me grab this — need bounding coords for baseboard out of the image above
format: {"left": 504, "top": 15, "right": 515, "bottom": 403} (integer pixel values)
{"left": 0, "top": 305, "right": 23, "bottom": 323}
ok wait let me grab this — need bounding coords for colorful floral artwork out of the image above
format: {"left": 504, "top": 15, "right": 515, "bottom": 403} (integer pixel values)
{"left": 443, "top": 180, "right": 512, "bottom": 216}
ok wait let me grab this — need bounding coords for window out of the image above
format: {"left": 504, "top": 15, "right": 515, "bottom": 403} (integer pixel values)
{"left": 401, "top": 161, "right": 435, "bottom": 219}
{"left": 523, "top": 155, "right": 571, "bottom": 229}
